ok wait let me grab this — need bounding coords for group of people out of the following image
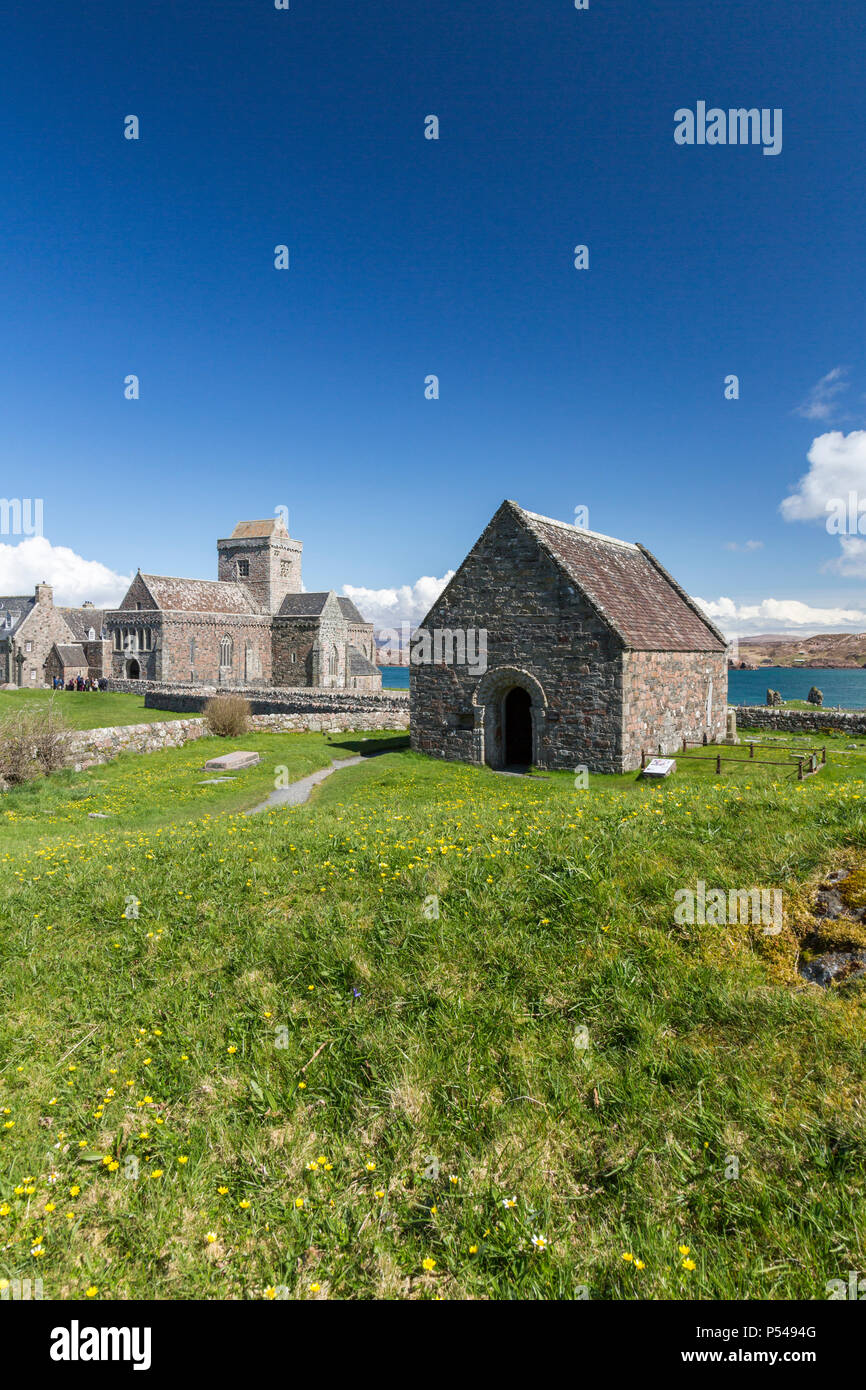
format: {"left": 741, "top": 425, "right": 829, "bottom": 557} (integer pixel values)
{"left": 52, "top": 675, "right": 108, "bottom": 692}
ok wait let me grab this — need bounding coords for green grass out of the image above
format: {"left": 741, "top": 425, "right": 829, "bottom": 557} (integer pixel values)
{"left": 0, "top": 726, "right": 864, "bottom": 1301}
{"left": 0, "top": 689, "right": 189, "bottom": 730}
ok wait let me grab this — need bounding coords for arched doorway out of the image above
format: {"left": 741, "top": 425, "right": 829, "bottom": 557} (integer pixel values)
{"left": 504, "top": 687, "right": 533, "bottom": 765}
{"left": 126, "top": 658, "right": 140, "bottom": 679}
{"left": 473, "top": 666, "right": 547, "bottom": 770}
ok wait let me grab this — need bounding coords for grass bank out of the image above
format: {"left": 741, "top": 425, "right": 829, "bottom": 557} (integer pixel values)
{"left": 0, "top": 728, "right": 864, "bottom": 1300}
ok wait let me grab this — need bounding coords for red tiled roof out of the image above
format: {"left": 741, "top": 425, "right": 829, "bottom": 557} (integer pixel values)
{"left": 515, "top": 505, "right": 726, "bottom": 651}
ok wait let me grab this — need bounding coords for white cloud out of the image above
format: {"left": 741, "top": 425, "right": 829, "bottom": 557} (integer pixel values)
{"left": 342, "top": 571, "right": 455, "bottom": 631}
{"left": 694, "top": 593, "right": 866, "bottom": 636}
{"left": 780, "top": 429, "right": 866, "bottom": 522}
{"left": 794, "top": 366, "right": 850, "bottom": 421}
{"left": 0, "top": 536, "right": 131, "bottom": 607}
{"left": 823, "top": 536, "right": 866, "bottom": 577}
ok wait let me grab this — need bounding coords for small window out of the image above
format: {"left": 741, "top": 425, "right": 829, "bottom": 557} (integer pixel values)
{"left": 25, "top": 641, "right": 32, "bottom": 652}
{"left": 220, "top": 635, "right": 233, "bottom": 667}
{"left": 280, "top": 560, "right": 291, "bottom": 577}
{"left": 87, "top": 627, "right": 96, "bottom": 640}
{"left": 290, "top": 651, "right": 296, "bottom": 664}
{"left": 237, "top": 559, "right": 249, "bottom": 578}
{"left": 30, "top": 669, "right": 36, "bottom": 681}
{"left": 189, "top": 637, "right": 196, "bottom": 663}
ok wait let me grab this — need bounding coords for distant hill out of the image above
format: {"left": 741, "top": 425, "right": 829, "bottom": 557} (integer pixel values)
{"left": 733, "top": 633, "right": 866, "bottom": 668}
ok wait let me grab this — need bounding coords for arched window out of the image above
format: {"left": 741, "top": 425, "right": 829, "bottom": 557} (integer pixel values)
{"left": 220, "top": 635, "right": 233, "bottom": 667}
{"left": 87, "top": 627, "right": 96, "bottom": 641}
{"left": 189, "top": 637, "right": 196, "bottom": 663}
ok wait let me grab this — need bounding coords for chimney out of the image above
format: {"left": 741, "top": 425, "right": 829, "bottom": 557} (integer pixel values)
{"left": 35, "top": 582, "right": 53, "bottom": 605}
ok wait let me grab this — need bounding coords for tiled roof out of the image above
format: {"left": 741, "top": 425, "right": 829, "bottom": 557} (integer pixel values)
{"left": 0, "top": 597, "right": 34, "bottom": 635}
{"left": 348, "top": 646, "right": 378, "bottom": 676}
{"left": 228, "top": 519, "right": 289, "bottom": 539}
{"left": 139, "top": 576, "right": 258, "bottom": 615}
{"left": 513, "top": 504, "right": 726, "bottom": 652}
{"left": 337, "top": 596, "right": 367, "bottom": 624}
{"left": 278, "top": 592, "right": 331, "bottom": 618}
{"left": 59, "top": 608, "right": 106, "bottom": 640}
{"left": 54, "top": 644, "right": 88, "bottom": 666}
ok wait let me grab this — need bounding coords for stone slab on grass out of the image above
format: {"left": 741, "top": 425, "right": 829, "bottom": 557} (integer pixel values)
{"left": 203, "top": 751, "right": 261, "bottom": 772}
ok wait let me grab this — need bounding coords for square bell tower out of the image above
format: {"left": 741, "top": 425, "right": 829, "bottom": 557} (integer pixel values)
{"left": 217, "top": 516, "right": 303, "bottom": 614}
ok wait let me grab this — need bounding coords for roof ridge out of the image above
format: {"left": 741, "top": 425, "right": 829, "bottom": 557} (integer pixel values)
{"left": 512, "top": 503, "right": 638, "bottom": 550}
{"left": 142, "top": 573, "right": 246, "bottom": 586}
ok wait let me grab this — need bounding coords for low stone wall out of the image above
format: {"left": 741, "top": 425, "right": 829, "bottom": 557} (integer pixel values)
{"left": 140, "top": 682, "right": 408, "bottom": 720}
{"left": 732, "top": 705, "right": 866, "bottom": 735}
{"left": 68, "top": 719, "right": 210, "bottom": 770}
{"left": 66, "top": 703, "right": 409, "bottom": 770}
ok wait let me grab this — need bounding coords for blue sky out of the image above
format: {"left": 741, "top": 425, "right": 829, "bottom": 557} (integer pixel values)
{"left": 2, "top": 0, "right": 865, "bottom": 634}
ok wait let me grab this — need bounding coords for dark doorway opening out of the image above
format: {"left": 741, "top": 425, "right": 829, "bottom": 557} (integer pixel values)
{"left": 127, "top": 659, "right": 140, "bottom": 679}
{"left": 504, "top": 686, "right": 533, "bottom": 765}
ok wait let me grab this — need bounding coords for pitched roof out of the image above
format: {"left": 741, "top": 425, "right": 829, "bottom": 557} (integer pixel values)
{"left": 139, "top": 575, "right": 258, "bottom": 615}
{"left": 278, "top": 592, "right": 331, "bottom": 618}
{"left": 347, "top": 646, "right": 378, "bottom": 676}
{"left": 59, "top": 607, "right": 106, "bottom": 640}
{"left": 53, "top": 644, "right": 88, "bottom": 666}
{"left": 513, "top": 504, "right": 726, "bottom": 652}
{"left": 228, "top": 519, "right": 289, "bottom": 539}
{"left": 0, "top": 596, "right": 35, "bottom": 634}
{"left": 337, "top": 596, "right": 367, "bottom": 624}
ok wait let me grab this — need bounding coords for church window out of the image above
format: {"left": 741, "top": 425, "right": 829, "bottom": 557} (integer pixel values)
{"left": 220, "top": 635, "right": 233, "bottom": 667}
{"left": 280, "top": 560, "right": 291, "bottom": 577}
{"left": 290, "top": 652, "right": 296, "bottom": 664}
{"left": 189, "top": 637, "right": 196, "bottom": 663}
{"left": 87, "top": 627, "right": 96, "bottom": 640}
{"left": 237, "top": 559, "right": 249, "bottom": 578}
{"left": 25, "top": 641, "right": 32, "bottom": 653}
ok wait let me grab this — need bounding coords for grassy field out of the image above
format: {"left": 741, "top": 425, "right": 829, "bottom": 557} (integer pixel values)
{"left": 0, "top": 725, "right": 864, "bottom": 1301}
{"left": 0, "top": 689, "right": 189, "bottom": 730}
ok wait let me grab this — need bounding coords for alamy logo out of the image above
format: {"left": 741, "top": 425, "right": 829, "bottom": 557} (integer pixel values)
{"left": 826, "top": 1271, "right": 866, "bottom": 1299}
{"left": 674, "top": 881, "right": 782, "bottom": 935}
{"left": 0, "top": 497, "right": 43, "bottom": 536}
{"left": 50, "top": 1320, "right": 152, "bottom": 1371}
{"left": 1, "top": 1277, "right": 43, "bottom": 1300}
{"left": 674, "top": 103, "right": 782, "bottom": 156}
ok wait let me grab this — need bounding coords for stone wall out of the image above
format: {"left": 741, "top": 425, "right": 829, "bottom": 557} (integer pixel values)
{"left": 11, "top": 587, "right": 79, "bottom": 688}
{"left": 410, "top": 505, "right": 626, "bottom": 773}
{"left": 133, "top": 681, "right": 408, "bottom": 717}
{"left": 68, "top": 719, "right": 210, "bottom": 769}
{"left": 622, "top": 650, "right": 728, "bottom": 769}
{"left": 66, "top": 699, "right": 409, "bottom": 771}
{"left": 732, "top": 705, "right": 866, "bottom": 735}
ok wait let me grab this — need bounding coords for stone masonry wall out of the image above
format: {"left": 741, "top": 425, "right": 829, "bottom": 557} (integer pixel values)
{"left": 133, "top": 681, "right": 408, "bottom": 717}
{"left": 66, "top": 702, "right": 408, "bottom": 771}
{"left": 732, "top": 705, "right": 866, "bottom": 735}
{"left": 410, "top": 506, "right": 626, "bottom": 773}
{"left": 12, "top": 590, "right": 79, "bottom": 688}
{"left": 621, "top": 650, "right": 728, "bottom": 770}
